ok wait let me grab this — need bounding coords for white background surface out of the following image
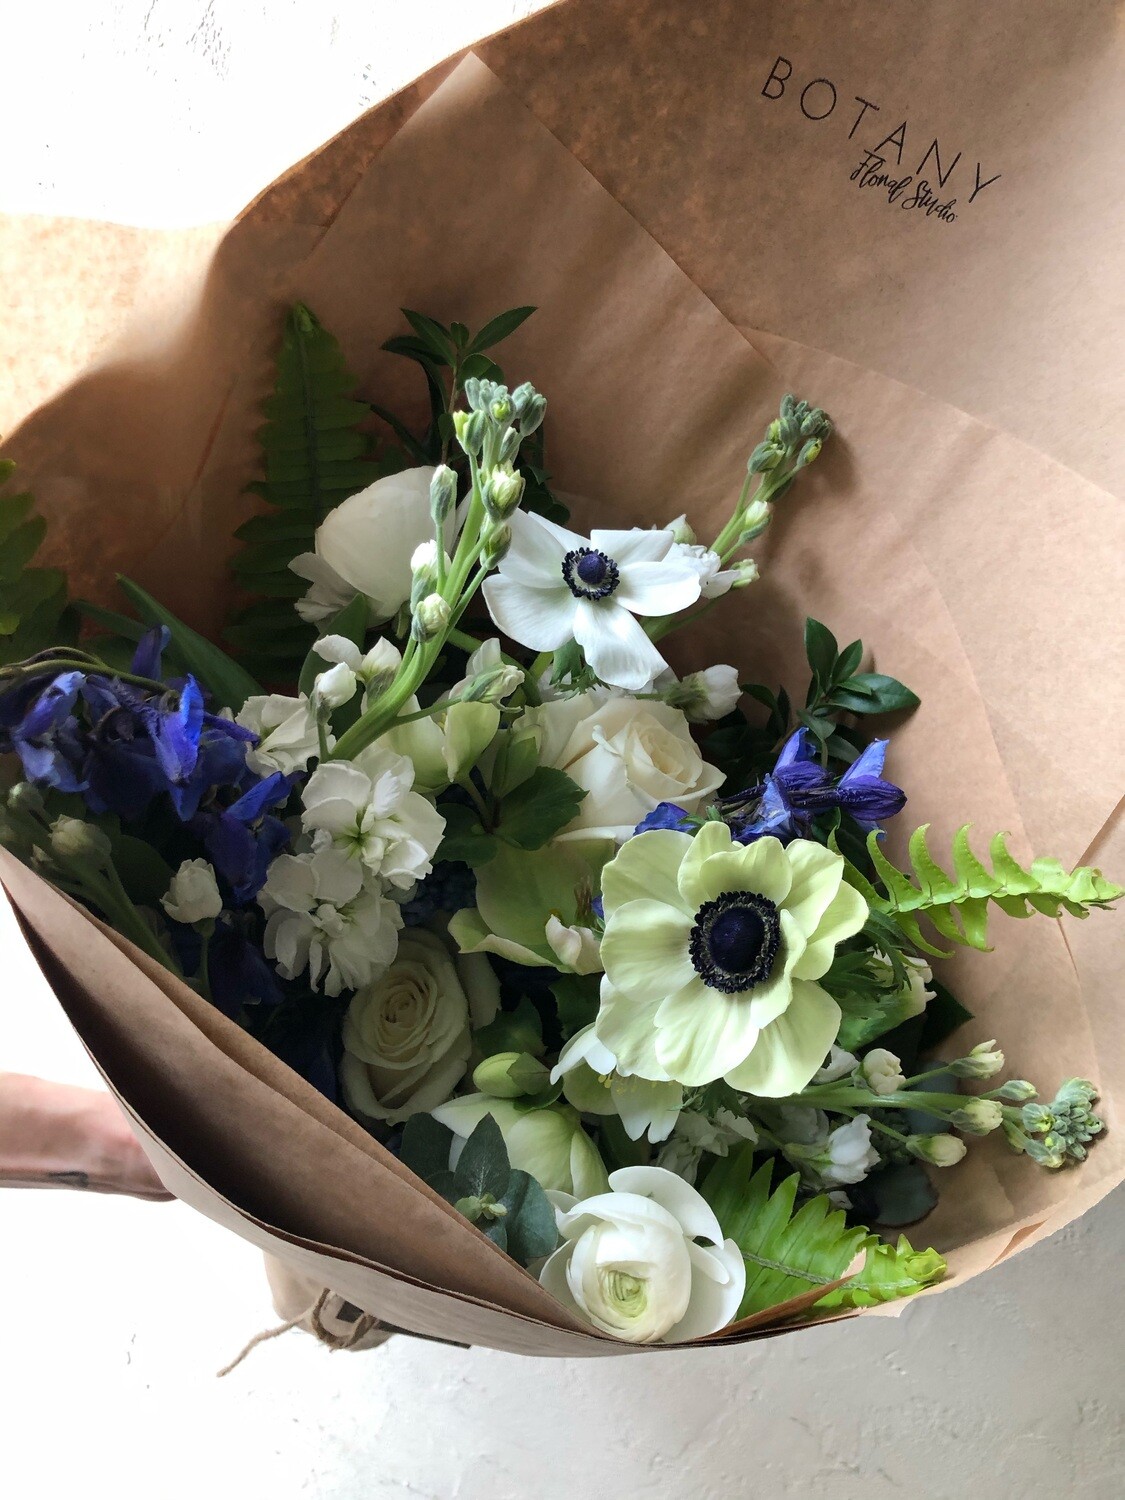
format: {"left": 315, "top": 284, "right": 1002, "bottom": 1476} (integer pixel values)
{"left": 1, "top": 3, "right": 1122, "bottom": 1496}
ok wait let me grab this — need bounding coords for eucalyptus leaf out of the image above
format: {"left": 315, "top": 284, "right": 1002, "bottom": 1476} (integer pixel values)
{"left": 500, "top": 1169, "right": 560, "bottom": 1265}
{"left": 453, "top": 1114, "right": 511, "bottom": 1201}
{"left": 398, "top": 1114, "right": 455, "bottom": 1183}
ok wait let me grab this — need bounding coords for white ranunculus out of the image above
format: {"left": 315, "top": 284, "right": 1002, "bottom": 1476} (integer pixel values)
{"left": 237, "top": 693, "right": 322, "bottom": 776}
{"left": 340, "top": 929, "right": 474, "bottom": 1124}
{"left": 539, "top": 1166, "right": 745, "bottom": 1343}
{"left": 529, "top": 688, "right": 724, "bottom": 842}
{"left": 306, "top": 467, "right": 450, "bottom": 621}
{"left": 259, "top": 845, "right": 403, "bottom": 996}
{"left": 161, "top": 859, "right": 223, "bottom": 925}
{"left": 300, "top": 745, "right": 445, "bottom": 890}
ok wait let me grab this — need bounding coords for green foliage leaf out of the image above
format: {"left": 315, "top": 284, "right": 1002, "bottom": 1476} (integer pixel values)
{"left": 850, "top": 1162, "right": 939, "bottom": 1228}
{"left": 495, "top": 766, "right": 586, "bottom": 850}
{"left": 226, "top": 303, "right": 382, "bottom": 684}
{"left": 399, "top": 1114, "right": 455, "bottom": 1183}
{"left": 499, "top": 1168, "right": 560, "bottom": 1264}
{"left": 0, "top": 462, "right": 75, "bottom": 665}
{"left": 857, "top": 823, "right": 1123, "bottom": 951}
{"left": 815, "top": 1236, "right": 947, "bottom": 1309}
{"left": 468, "top": 306, "right": 536, "bottom": 354}
{"left": 474, "top": 997, "right": 544, "bottom": 1059}
{"left": 804, "top": 617, "right": 839, "bottom": 688}
{"left": 435, "top": 803, "right": 498, "bottom": 867}
{"left": 116, "top": 577, "right": 261, "bottom": 710}
{"left": 551, "top": 972, "right": 601, "bottom": 1041}
{"left": 703, "top": 1150, "right": 944, "bottom": 1318}
{"left": 454, "top": 1114, "right": 511, "bottom": 1201}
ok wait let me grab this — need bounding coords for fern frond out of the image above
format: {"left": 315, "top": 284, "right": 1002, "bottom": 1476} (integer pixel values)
{"left": 0, "top": 457, "right": 75, "bottom": 665}
{"left": 702, "top": 1148, "right": 944, "bottom": 1318}
{"left": 852, "top": 824, "right": 1123, "bottom": 953}
{"left": 225, "top": 303, "right": 384, "bottom": 683}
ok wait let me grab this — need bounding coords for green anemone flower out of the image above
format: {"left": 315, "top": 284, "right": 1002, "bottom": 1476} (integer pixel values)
{"left": 595, "top": 822, "right": 867, "bottom": 1097}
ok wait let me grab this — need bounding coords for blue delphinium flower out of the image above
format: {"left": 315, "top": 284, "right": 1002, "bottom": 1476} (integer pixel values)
{"left": 726, "top": 728, "right": 905, "bottom": 844}
{"left": 633, "top": 802, "right": 695, "bottom": 835}
{"left": 1, "top": 670, "right": 88, "bottom": 792}
{"left": 196, "top": 770, "right": 294, "bottom": 904}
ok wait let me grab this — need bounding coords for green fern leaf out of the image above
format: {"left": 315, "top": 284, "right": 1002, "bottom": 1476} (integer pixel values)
{"left": 859, "top": 824, "right": 1122, "bottom": 951}
{"left": 702, "top": 1149, "right": 944, "bottom": 1317}
{"left": 225, "top": 303, "right": 383, "bottom": 684}
{"left": 0, "top": 457, "right": 75, "bottom": 665}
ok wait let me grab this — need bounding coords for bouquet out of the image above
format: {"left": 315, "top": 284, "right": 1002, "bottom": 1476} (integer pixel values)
{"left": 2, "top": 296, "right": 1119, "bottom": 1347}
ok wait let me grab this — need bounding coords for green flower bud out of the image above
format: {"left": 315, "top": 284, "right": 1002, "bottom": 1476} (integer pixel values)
{"left": 472, "top": 1050, "right": 549, "bottom": 1099}
{"left": 949, "top": 1099, "right": 1005, "bottom": 1135}
{"left": 497, "top": 425, "right": 521, "bottom": 464}
{"left": 738, "top": 497, "right": 772, "bottom": 541}
{"left": 797, "top": 437, "right": 823, "bottom": 467}
{"left": 948, "top": 1041, "right": 1005, "bottom": 1080}
{"left": 8, "top": 781, "right": 46, "bottom": 818}
{"left": 517, "top": 392, "right": 547, "bottom": 437}
{"left": 994, "top": 1079, "right": 1037, "bottom": 1103}
{"left": 412, "top": 592, "right": 450, "bottom": 642}
{"left": 748, "top": 440, "right": 783, "bottom": 473}
{"left": 453, "top": 408, "right": 487, "bottom": 457}
{"left": 730, "top": 558, "right": 760, "bottom": 588}
{"left": 484, "top": 461, "right": 525, "bottom": 520}
{"left": 906, "top": 1133, "right": 967, "bottom": 1167}
{"left": 429, "top": 464, "right": 458, "bottom": 525}
{"left": 49, "top": 815, "right": 112, "bottom": 867}
{"left": 481, "top": 521, "right": 512, "bottom": 568}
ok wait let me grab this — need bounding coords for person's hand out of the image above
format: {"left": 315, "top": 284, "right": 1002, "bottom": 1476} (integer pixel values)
{"left": 0, "top": 1073, "right": 172, "bottom": 1200}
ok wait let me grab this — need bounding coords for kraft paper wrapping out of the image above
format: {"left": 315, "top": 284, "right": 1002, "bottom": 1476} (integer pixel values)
{"left": 1, "top": 1, "right": 1122, "bottom": 1354}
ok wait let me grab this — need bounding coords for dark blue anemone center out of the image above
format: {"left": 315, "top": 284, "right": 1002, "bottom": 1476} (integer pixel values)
{"left": 689, "top": 890, "right": 781, "bottom": 995}
{"left": 563, "top": 546, "right": 620, "bottom": 601}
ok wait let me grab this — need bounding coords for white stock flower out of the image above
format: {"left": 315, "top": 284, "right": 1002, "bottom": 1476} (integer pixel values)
{"left": 290, "top": 551, "right": 357, "bottom": 625}
{"left": 237, "top": 693, "right": 322, "bottom": 776}
{"left": 668, "top": 542, "right": 742, "bottom": 600}
{"left": 300, "top": 745, "right": 445, "bottom": 890}
{"left": 482, "top": 511, "right": 702, "bottom": 691}
{"left": 664, "top": 664, "right": 742, "bottom": 724}
{"left": 312, "top": 661, "right": 358, "bottom": 711}
{"left": 656, "top": 1107, "right": 758, "bottom": 1184}
{"left": 551, "top": 1025, "right": 683, "bottom": 1143}
{"left": 814, "top": 1045, "right": 859, "bottom": 1083}
{"left": 316, "top": 634, "right": 402, "bottom": 701}
{"left": 821, "top": 1115, "right": 879, "bottom": 1186}
{"left": 340, "top": 929, "right": 473, "bottom": 1124}
{"left": 539, "top": 1166, "right": 745, "bottom": 1343}
{"left": 862, "top": 1048, "right": 905, "bottom": 1096}
{"left": 296, "top": 467, "right": 456, "bottom": 622}
{"left": 161, "top": 859, "right": 223, "bottom": 925}
{"left": 260, "top": 845, "right": 403, "bottom": 997}
{"left": 456, "top": 636, "right": 522, "bottom": 703}
{"left": 529, "top": 688, "right": 723, "bottom": 842}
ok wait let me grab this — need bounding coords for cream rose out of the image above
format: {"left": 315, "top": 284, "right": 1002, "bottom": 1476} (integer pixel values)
{"left": 340, "top": 929, "right": 474, "bottom": 1124}
{"left": 529, "top": 689, "right": 723, "bottom": 841}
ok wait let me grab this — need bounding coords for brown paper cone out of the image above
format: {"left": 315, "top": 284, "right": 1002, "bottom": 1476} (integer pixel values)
{"left": 1, "top": 1, "right": 1122, "bottom": 1353}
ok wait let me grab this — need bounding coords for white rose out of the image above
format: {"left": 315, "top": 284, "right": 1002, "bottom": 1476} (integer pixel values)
{"left": 539, "top": 1166, "right": 745, "bottom": 1343}
{"left": 530, "top": 689, "right": 723, "bottom": 841}
{"left": 161, "top": 859, "right": 223, "bottom": 924}
{"left": 311, "top": 467, "right": 451, "bottom": 621}
{"left": 340, "top": 929, "right": 473, "bottom": 1124}
{"left": 237, "top": 693, "right": 321, "bottom": 776}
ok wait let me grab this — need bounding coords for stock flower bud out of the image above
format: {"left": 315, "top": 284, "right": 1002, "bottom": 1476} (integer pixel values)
{"left": 8, "top": 782, "right": 45, "bottom": 817}
{"left": 948, "top": 1041, "right": 1005, "bottom": 1079}
{"left": 950, "top": 1099, "right": 1005, "bottom": 1135}
{"left": 453, "top": 408, "right": 487, "bottom": 456}
{"left": 994, "top": 1079, "right": 1037, "bottom": 1103}
{"left": 517, "top": 392, "right": 547, "bottom": 436}
{"left": 730, "top": 558, "right": 760, "bottom": 588}
{"left": 861, "top": 1047, "right": 904, "bottom": 1096}
{"left": 481, "top": 521, "right": 512, "bottom": 567}
{"left": 49, "top": 815, "right": 112, "bottom": 866}
{"left": 429, "top": 464, "right": 458, "bottom": 525}
{"left": 161, "top": 858, "right": 223, "bottom": 925}
{"left": 413, "top": 592, "right": 451, "bottom": 641}
{"left": 907, "top": 1133, "right": 967, "bottom": 1167}
{"left": 738, "top": 497, "right": 772, "bottom": 540}
{"left": 313, "top": 662, "right": 358, "bottom": 712}
{"left": 484, "top": 461, "right": 525, "bottom": 519}
{"left": 748, "top": 440, "right": 783, "bottom": 473}
{"left": 797, "top": 437, "right": 823, "bottom": 467}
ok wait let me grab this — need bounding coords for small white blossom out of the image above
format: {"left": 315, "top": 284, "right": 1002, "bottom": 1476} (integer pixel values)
{"left": 317, "top": 635, "right": 402, "bottom": 702}
{"left": 862, "top": 1047, "right": 905, "bottom": 1096}
{"left": 161, "top": 859, "right": 223, "bottom": 925}
{"left": 665, "top": 665, "right": 742, "bottom": 723}
{"left": 237, "top": 693, "right": 322, "bottom": 777}
{"left": 656, "top": 1107, "right": 758, "bottom": 1184}
{"left": 821, "top": 1115, "right": 880, "bottom": 1186}
{"left": 814, "top": 1045, "right": 859, "bottom": 1083}
{"left": 313, "top": 661, "right": 358, "bottom": 712}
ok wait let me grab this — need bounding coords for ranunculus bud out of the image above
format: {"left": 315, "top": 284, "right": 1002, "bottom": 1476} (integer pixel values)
{"left": 412, "top": 592, "right": 451, "bottom": 641}
{"left": 472, "top": 1051, "right": 551, "bottom": 1099}
{"left": 907, "top": 1133, "right": 967, "bottom": 1167}
{"left": 665, "top": 665, "right": 742, "bottom": 724}
{"left": 161, "top": 858, "right": 224, "bottom": 925}
{"left": 49, "top": 816, "right": 112, "bottom": 866}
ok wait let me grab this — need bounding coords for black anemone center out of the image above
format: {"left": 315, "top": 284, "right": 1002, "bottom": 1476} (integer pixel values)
{"left": 690, "top": 890, "right": 781, "bottom": 995}
{"left": 563, "top": 546, "right": 620, "bottom": 601}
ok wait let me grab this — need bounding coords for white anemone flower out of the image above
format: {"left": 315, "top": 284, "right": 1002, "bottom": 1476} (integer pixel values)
{"left": 300, "top": 745, "right": 445, "bottom": 890}
{"left": 550, "top": 1024, "right": 683, "bottom": 1143}
{"left": 482, "top": 511, "right": 703, "bottom": 691}
{"left": 260, "top": 845, "right": 403, "bottom": 996}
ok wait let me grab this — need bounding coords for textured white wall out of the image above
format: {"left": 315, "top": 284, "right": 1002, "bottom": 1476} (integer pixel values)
{"left": 1, "top": 4, "right": 1122, "bottom": 1495}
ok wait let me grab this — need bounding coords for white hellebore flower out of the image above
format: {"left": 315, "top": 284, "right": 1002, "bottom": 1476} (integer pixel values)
{"left": 236, "top": 693, "right": 322, "bottom": 776}
{"left": 161, "top": 859, "right": 223, "bottom": 925}
{"left": 482, "top": 511, "right": 703, "bottom": 691}
{"left": 862, "top": 1047, "right": 905, "bottom": 1096}
{"left": 300, "top": 745, "right": 445, "bottom": 890}
{"left": 431, "top": 1095, "right": 609, "bottom": 1199}
{"left": 545, "top": 915, "right": 603, "bottom": 974}
{"left": 539, "top": 1166, "right": 745, "bottom": 1343}
{"left": 551, "top": 1025, "right": 683, "bottom": 1143}
{"left": 293, "top": 466, "right": 455, "bottom": 622}
{"left": 529, "top": 688, "right": 723, "bottom": 842}
{"left": 595, "top": 822, "right": 868, "bottom": 1097}
{"left": 260, "top": 845, "right": 402, "bottom": 997}
{"left": 340, "top": 929, "right": 473, "bottom": 1124}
